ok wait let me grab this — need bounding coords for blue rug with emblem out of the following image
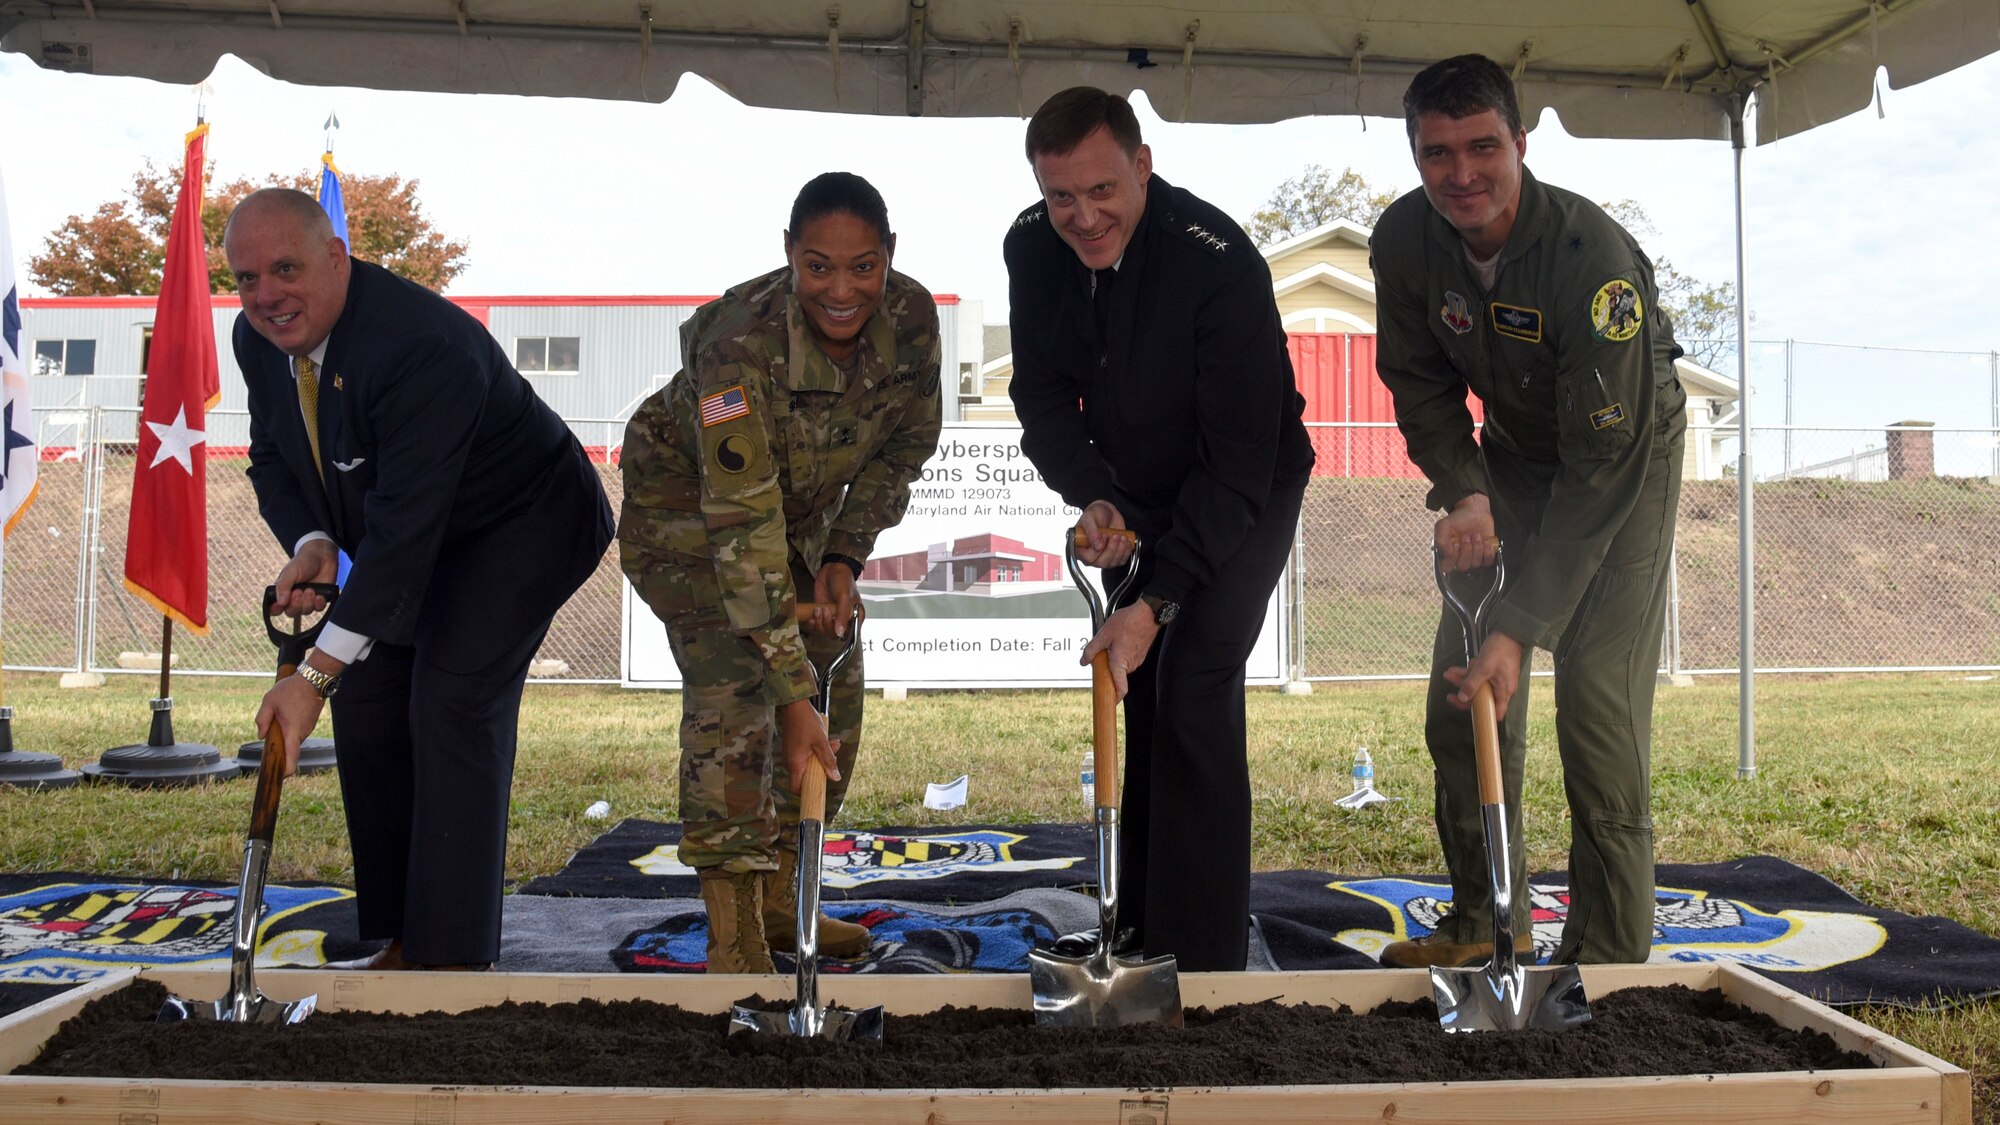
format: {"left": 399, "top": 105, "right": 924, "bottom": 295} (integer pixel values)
{"left": 4, "top": 827, "right": 1996, "bottom": 1015}
{"left": 515, "top": 817, "right": 1097, "bottom": 903}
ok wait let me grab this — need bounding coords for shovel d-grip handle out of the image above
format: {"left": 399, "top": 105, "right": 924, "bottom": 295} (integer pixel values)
{"left": 1069, "top": 526, "right": 1139, "bottom": 549}
{"left": 263, "top": 582, "right": 341, "bottom": 668}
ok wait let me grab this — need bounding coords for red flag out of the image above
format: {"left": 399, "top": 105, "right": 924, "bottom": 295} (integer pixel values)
{"left": 123, "top": 124, "right": 216, "bottom": 634}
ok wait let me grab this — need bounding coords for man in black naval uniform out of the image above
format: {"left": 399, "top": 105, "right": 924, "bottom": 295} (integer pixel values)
{"left": 1371, "top": 55, "right": 1686, "bottom": 967}
{"left": 1006, "top": 87, "right": 1314, "bottom": 972}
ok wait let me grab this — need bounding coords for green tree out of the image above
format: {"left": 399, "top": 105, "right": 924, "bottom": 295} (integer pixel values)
{"left": 30, "top": 161, "right": 469, "bottom": 295}
{"left": 1600, "top": 199, "right": 1740, "bottom": 371}
{"left": 1243, "top": 164, "right": 1398, "bottom": 247}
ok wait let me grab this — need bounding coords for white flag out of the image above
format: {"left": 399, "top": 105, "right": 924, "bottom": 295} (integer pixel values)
{"left": 0, "top": 167, "right": 38, "bottom": 539}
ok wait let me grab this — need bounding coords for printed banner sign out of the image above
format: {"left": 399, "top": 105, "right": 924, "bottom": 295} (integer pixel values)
{"left": 623, "top": 423, "right": 1286, "bottom": 688}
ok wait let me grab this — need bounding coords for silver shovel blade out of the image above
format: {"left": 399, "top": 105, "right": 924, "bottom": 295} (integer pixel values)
{"left": 1029, "top": 945, "right": 1184, "bottom": 1029}
{"left": 1430, "top": 961, "right": 1589, "bottom": 1033}
{"left": 157, "top": 992, "right": 318, "bottom": 1025}
{"left": 726, "top": 1001, "right": 884, "bottom": 1041}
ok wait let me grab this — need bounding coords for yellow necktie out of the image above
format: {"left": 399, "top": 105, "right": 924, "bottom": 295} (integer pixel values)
{"left": 296, "top": 356, "right": 324, "bottom": 482}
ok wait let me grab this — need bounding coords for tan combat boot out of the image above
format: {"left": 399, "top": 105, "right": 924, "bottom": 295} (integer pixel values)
{"left": 698, "top": 870, "right": 776, "bottom": 974}
{"left": 1379, "top": 930, "right": 1535, "bottom": 969}
{"left": 761, "top": 846, "right": 874, "bottom": 958}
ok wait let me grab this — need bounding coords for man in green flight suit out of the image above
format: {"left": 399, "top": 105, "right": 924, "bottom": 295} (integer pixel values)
{"left": 619, "top": 173, "right": 942, "bottom": 972}
{"left": 1370, "top": 55, "right": 1687, "bottom": 967}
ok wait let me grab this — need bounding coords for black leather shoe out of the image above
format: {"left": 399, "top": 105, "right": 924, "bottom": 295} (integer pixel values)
{"left": 1045, "top": 926, "right": 1143, "bottom": 958}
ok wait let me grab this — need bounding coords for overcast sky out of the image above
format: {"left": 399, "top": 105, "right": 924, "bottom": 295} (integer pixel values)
{"left": 4, "top": 46, "right": 1997, "bottom": 447}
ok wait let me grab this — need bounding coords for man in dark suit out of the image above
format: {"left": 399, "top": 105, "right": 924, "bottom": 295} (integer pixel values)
{"left": 225, "top": 188, "right": 613, "bottom": 970}
{"left": 1006, "top": 88, "right": 1315, "bottom": 971}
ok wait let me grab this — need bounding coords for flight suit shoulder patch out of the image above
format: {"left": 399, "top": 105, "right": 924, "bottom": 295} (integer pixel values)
{"left": 1589, "top": 278, "right": 1644, "bottom": 343}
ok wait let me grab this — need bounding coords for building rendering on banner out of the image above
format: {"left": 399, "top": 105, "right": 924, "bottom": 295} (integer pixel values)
{"left": 861, "top": 534, "right": 1064, "bottom": 595}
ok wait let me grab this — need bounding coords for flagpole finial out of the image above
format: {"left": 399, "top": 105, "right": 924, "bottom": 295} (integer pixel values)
{"left": 193, "top": 81, "right": 214, "bottom": 125}
{"left": 322, "top": 109, "right": 341, "bottom": 154}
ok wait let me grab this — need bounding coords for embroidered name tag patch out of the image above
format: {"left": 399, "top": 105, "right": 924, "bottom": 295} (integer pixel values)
{"left": 1490, "top": 302, "right": 1543, "bottom": 343}
{"left": 699, "top": 385, "right": 750, "bottom": 427}
{"left": 1590, "top": 280, "right": 1643, "bottom": 342}
{"left": 1591, "top": 403, "right": 1627, "bottom": 430}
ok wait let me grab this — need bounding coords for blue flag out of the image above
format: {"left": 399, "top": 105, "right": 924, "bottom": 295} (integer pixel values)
{"left": 317, "top": 151, "right": 348, "bottom": 246}
{"left": 316, "top": 150, "right": 353, "bottom": 587}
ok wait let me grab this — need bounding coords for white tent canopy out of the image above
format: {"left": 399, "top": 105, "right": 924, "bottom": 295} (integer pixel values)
{"left": 4, "top": 0, "right": 1998, "bottom": 143}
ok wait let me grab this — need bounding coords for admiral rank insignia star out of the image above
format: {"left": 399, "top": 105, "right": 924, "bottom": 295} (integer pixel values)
{"left": 1490, "top": 302, "right": 1543, "bottom": 343}
{"left": 698, "top": 385, "right": 750, "bottom": 427}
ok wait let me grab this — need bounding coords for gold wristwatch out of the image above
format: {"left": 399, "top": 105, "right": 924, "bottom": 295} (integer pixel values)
{"left": 296, "top": 659, "right": 341, "bottom": 699}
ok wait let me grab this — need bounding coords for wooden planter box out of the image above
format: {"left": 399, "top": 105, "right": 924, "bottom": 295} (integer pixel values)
{"left": 0, "top": 963, "right": 1970, "bottom": 1124}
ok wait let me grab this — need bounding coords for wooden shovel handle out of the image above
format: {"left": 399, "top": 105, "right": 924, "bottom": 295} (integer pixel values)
{"left": 800, "top": 753, "right": 828, "bottom": 823}
{"left": 1089, "top": 652, "right": 1118, "bottom": 808}
{"left": 1472, "top": 682, "right": 1504, "bottom": 807}
{"left": 247, "top": 659, "right": 300, "bottom": 844}
{"left": 1071, "top": 526, "right": 1139, "bottom": 549}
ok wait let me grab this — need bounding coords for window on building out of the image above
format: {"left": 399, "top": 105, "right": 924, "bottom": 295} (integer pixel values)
{"left": 33, "top": 339, "right": 96, "bottom": 377}
{"left": 514, "top": 336, "right": 581, "bottom": 374}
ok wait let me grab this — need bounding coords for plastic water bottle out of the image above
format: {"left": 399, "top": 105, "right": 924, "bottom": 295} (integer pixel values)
{"left": 1079, "top": 753, "right": 1096, "bottom": 808}
{"left": 1350, "top": 747, "right": 1375, "bottom": 795}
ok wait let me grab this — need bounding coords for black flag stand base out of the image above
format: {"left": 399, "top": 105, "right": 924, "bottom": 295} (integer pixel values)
{"left": 83, "top": 697, "right": 238, "bottom": 788}
{"left": 235, "top": 736, "right": 337, "bottom": 776}
{"left": 0, "top": 706, "right": 83, "bottom": 790}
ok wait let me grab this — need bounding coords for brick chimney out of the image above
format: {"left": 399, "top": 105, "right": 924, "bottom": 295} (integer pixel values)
{"left": 1885, "top": 420, "right": 1934, "bottom": 481}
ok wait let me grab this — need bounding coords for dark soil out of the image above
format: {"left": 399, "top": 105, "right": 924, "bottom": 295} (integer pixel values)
{"left": 18, "top": 979, "right": 1873, "bottom": 1089}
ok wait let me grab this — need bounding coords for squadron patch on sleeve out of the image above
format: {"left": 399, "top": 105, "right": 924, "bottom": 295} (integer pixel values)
{"left": 698, "top": 385, "right": 751, "bottom": 427}
{"left": 1589, "top": 280, "right": 1643, "bottom": 342}
{"left": 1490, "top": 302, "right": 1543, "bottom": 343}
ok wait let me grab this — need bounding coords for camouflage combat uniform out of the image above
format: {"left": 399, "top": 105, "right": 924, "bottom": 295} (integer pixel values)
{"left": 619, "top": 265, "right": 942, "bottom": 873}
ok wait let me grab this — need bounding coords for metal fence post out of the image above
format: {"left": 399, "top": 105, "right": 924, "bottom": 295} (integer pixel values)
{"left": 1990, "top": 351, "right": 1998, "bottom": 483}
{"left": 1730, "top": 94, "right": 1756, "bottom": 781}
{"left": 1782, "top": 339, "right": 1794, "bottom": 479}
{"left": 1282, "top": 510, "right": 1310, "bottom": 693}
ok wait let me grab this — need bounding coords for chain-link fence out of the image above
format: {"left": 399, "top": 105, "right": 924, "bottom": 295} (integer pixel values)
{"left": 9, "top": 345, "right": 2000, "bottom": 683}
{"left": 6, "top": 407, "right": 632, "bottom": 683}
{"left": 1294, "top": 419, "right": 2000, "bottom": 681}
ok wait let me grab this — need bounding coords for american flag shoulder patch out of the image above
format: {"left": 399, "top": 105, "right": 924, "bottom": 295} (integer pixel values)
{"left": 699, "top": 385, "right": 751, "bottom": 427}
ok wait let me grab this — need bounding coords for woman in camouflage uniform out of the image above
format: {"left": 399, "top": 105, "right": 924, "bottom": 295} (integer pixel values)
{"left": 618, "top": 173, "right": 943, "bottom": 973}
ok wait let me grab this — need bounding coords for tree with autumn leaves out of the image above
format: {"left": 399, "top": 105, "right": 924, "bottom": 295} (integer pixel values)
{"left": 30, "top": 161, "right": 468, "bottom": 295}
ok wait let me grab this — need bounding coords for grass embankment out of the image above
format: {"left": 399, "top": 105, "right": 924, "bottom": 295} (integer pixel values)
{"left": 0, "top": 671, "right": 1993, "bottom": 1118}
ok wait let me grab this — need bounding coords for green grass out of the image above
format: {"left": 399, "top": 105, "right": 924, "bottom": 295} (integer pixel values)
{"left": 0, "top": 671, "right": 1994, "bottom": 1118}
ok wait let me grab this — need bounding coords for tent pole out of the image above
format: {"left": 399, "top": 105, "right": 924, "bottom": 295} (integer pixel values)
{"left": 1731, "top": 92, "right": 1756, "bottom": 781}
